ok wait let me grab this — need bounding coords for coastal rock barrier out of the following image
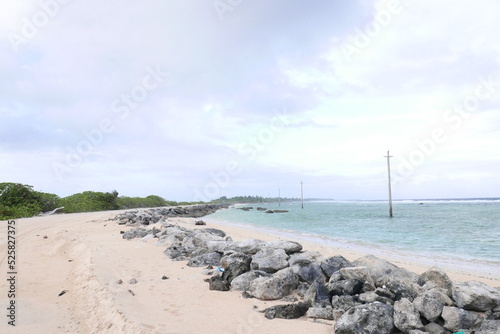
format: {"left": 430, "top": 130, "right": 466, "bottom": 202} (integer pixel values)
{"left": 117, "top": 209, "right": 500, "bottom": 334}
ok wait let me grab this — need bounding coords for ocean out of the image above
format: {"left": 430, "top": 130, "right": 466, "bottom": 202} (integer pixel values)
{"left": 205, "top": 199, "right": 500, "bottom": 277}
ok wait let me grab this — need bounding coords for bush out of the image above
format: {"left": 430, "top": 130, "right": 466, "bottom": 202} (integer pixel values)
{"left": 0, "top": 183, "right": 54, "bottom": 219}
{"left": 60, "top": 190, "right": 119, "bottom": 213}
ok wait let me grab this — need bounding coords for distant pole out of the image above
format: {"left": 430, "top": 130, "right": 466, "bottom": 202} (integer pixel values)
{"left": 384, "top": 150, "right": 393, "bottom": 218}
{"left": 301, "top": 181, "right": 304, "bottom": 209}
{"left": 278, "top": 188, "right": 281, "bottom": 207}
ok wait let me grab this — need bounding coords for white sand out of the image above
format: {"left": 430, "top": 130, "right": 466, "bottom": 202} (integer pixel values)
{"left": 1, "top": 210, "right": 498, "bottom": 333}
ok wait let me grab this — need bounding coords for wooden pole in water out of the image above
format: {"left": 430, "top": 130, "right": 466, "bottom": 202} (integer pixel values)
{"left": 301, "top": 181, "right": 304, "bottom": 209}
{"left": 384, "top": 150, "right": 393, "bottom": 218}
{"left": 278, "top": 188, "right": 281, "bottom": 207}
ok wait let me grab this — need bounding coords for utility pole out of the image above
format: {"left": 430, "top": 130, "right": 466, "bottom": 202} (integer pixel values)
{"left": 384, "top": 150, "right": 393, "bottom": 218}
{"left": 301, "top": 181, "right": 304, "bottom": 209}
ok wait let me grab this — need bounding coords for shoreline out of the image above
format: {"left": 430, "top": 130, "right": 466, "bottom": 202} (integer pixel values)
{"left": 203, "top": 216, "right": 500, "bottom": 283}
{"left": 1, "top": 208, "right": 498, "bottom": 333}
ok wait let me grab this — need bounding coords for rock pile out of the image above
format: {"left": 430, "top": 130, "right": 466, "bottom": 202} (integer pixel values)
{"left": 114, "top": 204, "right": 229, "bottom": 226}
{"left": 118, "top": 214, "right": 500, "bottom": 334}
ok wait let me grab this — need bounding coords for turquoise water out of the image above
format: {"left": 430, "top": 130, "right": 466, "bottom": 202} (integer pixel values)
{"left": 206, "top": 199, "right": 500, "bottom": 274}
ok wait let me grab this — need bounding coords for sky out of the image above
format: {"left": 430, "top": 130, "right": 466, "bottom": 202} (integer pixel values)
{"left": 1, "top": 0, "right": 500, "bottom": 202}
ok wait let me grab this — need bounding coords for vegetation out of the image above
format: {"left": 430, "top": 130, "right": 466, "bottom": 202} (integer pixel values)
{"left": 0, "top": 182, "right": 296, "bottom": 220}
{"left": 0, "top": 183, "right": 60, "bottom": 220}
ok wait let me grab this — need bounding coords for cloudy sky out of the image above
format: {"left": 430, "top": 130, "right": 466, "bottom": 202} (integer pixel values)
{"left": 1, "top": 0, "right": 499, "bottom": 201}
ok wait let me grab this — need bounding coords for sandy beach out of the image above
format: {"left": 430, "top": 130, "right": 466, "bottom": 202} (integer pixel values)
{"left": 1, "top": 209, "right": 499, "bottom": 334}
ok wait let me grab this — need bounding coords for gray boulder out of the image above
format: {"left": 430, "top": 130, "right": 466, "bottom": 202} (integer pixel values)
{"left": 476, "top": 320, "right": 500, "bottom": 334}
{"left": 290, "top": 259, "right": 326, "bottom": 283}
{"left": 263, "top": 302, "right": 310, "bottom": 319}
{"left": 358, "top": 291, "right": 394, "bottom": 305}
{"left": 306, "top": 304, "right": 334, "bottom": 320}
{"left": 220, "top": 252, "right": 251, "bottom": 283}
{"left": 122, "top": 227, "right": 150, "bottom": 239}
{"left": 423, "top": 322, "right": 449, "bottom": 334}
{"left": 442, "top": 306, "right": 482, "bottom": 332}
{"left": 328, "top": 279, "right": 364, "bottom": 296}
{"left": 452, "top": 281, "right": 500, "bottom": 311}
{"left": 303, "top": 280, "right": 330, "bottom": 306}
{"left": 331, "top": 295, "right": 358, "bottom": 321}
{"left": 208, "top": 275, "right": 230, "bottom": 291}
{"left": 320, "top": 255, "right": 352, "bottom": 278}
{"left": 187, "top": 251, "right": 221, "bottom": 267}
{"left": 288, "top": 251, "right": 324, "bottom": 265}
{"left": 414, "top": 288, "right": 454, "bottom": 322}
{"left": 249, "top": 268, "right": 299, "bottom": 300}
{"left": 266, "top": 240, "right": 303, "bottom": 254}
{"left": 352, "top": 255, "right": 401, "bottom": 283}
{"left": 394, "top": 298, "right": 425, "bottom": 333}
{"left": 340, "top": 266, "right": 372, "bottom": 284}
{"left": 230, "top": 271, "right": 269, "bottom": 291}
{"left": 202, "top": 228, "right": 226, "bottom": 238}
{"left": 334, "top": 302, "right": 394, "bottom": 334}
{"left": 234, "top": 238, "right": 266, "bottom": 254}
{"left": 418, "top": 267, "right": 453, "bottom": 297}
{"left": 251, "top": 248, "right": 289, "bottom": 273}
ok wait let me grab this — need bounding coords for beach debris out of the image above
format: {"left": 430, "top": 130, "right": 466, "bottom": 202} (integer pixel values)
{"left": 129, "top": 278, "right": 137, "bottom": 284}
{"left": 161, "top": 275, "right": 169, "bottom": 280}
{"left": 43, "top": 235, "right": 48, "bottom": 239}
{"left": 128, "top": 289, "right": 135, "bottom": 296}
{"left": 194, "top": 220, "right": 206, "bottom": 225}
{"left": 58, "top": 290, "right": 68, "bottom": 297}
{"left": 117, "top": 279, "right": 123, "bottom": 284}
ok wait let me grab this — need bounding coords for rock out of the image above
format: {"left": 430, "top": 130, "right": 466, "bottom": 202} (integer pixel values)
{"left": 220, "top": 252, "right": 251, "bottom": 283}
{"left": 320, "top": 255, "right": 352, "bottom": 278}
{"left": 194, "top": 220, "right": 206, "bottom": 225}
{"left": 339, "top": 266, "right": 372, "bottom": 284}
{"left": 289, "top": 251, "right": 324, "bottom": 265}
{"left": 208, "top": 275, "right": 230, "bottom": 291}
{"left": 187, "top": 252, "right": 222, "bottom": 267}
{"left": 202, "top": 228, "right": 226, "bottom": 238}
{"left": 358, "top": 292, "right": 394, "bottom": 305}
{"left": 377, "top": 275, "right": 419, "bottom": 301}
{"left": 303, "top": 280, "right": 330, "bottom": 306}
{"left": 264, "top": 302, "right": 310, "bottom": 319}
{"left": 331, "top": 295, "right": 358, "bottom": 321}
{"left": 230, "top": 271, "right": 269, "bottom": 291}
{"left": 408, "top": 331, "right": 430, "bottom": 334}
{"left": 122, "top": 227, "right": 149, "bottom": 239}
{"left": 234, "top": 239, "right": 266, "bottom": 255}
{"left": 328, "top": 279, "right": 364, "bottom": 296}
{"left": 251, "top": 248, "right": 289, "bottom": 273}
{"left": 129, "top": 278, "right": 137, "bottom": 284}
{"left": 334, "top": 302, "right": 395, "bottom": 334}
{"left": 394, "top": 298, "right": 425, "bottom": 333}
{"left": 290, "top": 259, "right": 326, "bottom": 284}
{"left": 414, "top": 288, "right": 454, "bottom": 322}
{"left": 418, "top": 267, "right": 453, "bottom": 297}
{"left": 249, "top": 268, "right": 299, "bottom": 300}
{"left": 163, "top": 244, "right": 190, "bottom": 261}
{"left": 476, "top": 320, "right": 500, "bottom": 334}
{"left": 423, "top": 322, "right": 449, "bottom": 334}
{"left": 441, "top": 306, "right": 482, "bottom": 332}
{"left": 352, "top": 255, "right": 401, "bottom": 283}
{"left": 306, "top": 304, "right": 334, "bottom": 320}
{"left": 266, "top": 240, "right": 303, "bottom": 254}
{"left": 206, "top": 240, "right": 235, "bottom": 253}
{"left": 452, "top": 281, "right": 500, "bottom": 312}
{"left": 486, "top": 306, "right": 500, "bottom": 320}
